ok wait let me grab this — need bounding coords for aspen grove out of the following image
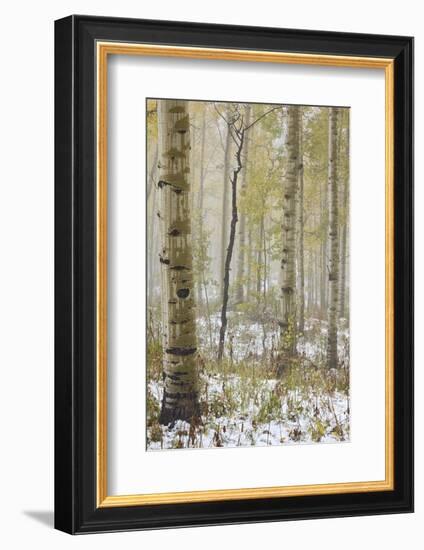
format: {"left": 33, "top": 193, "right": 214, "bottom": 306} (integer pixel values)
{"left": 147, "top": 99, "right": 350, "bottom": 450}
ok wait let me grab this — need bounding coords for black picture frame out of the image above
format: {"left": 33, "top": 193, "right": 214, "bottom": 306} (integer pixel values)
{"left": 55, "top": 14, "right": 414, "bottom": 534}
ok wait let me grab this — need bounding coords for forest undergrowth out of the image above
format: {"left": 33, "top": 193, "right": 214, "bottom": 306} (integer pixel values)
{"left": 147, "top": 309, "right": 350, "bottom": 450}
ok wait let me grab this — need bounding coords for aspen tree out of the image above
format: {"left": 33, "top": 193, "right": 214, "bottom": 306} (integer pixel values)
{"left": 297, "top": 107, "right": 305, "bottom": 333}
{"left": 157, "top": 99, "right": 199, "bottom": 424}
{"left": 326, "top": 107, "right": 340, "bottom": 369}
{"left": 279, "top": 106, "right": 299, "bottom": 356}
{"left": 236, "top": 104, "right": 251, "bottom": 303}
{"left": 339, "top": 112, "right": 349, "bottom": 320}
{"left": 195, "top": 106, "right": 207, "bottom": 306}
{"left": 220, "top": 116, "right": 232, "bottom": 300}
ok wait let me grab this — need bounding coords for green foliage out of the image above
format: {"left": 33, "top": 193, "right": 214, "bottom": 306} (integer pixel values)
{"left": 146, "top": 387, "right": 161, "bottom": 426}
{"left": 148, "top": 422, "right": 163, "bottom": 443}
{"left": 280, "top": 314, "right": 297, "bottom": 354}
{"left": 147, "top": 334, "right": 163, "bottom": 382}
{"left": 308, "top": 418, "right": 330, "bottom": 442}
{"left": 254, "top": 391, "right": 282, "bottom": 424}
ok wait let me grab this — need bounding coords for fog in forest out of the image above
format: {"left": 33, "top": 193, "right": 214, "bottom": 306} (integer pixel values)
{"left": 146, "top": 98, "right": 350, "bottom": 450}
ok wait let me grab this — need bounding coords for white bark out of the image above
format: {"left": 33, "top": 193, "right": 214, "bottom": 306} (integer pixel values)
{"left": 236, "top": 104, "right": 251, "bottom": 302}
{"left": 339, "top": 119, "right": 349, "bottom": 320}
{"left": 326, "top": 107, "right": 340, "bottom": 369}
{"left": 220, "top": 118, "right": 231, "bottom": 300}
{"left": 157, "top": 99, "right": 199, "bottom": 424}
{"left": 279, "top": 106, "right": 299, "bottom": 356}
{"left": 297, "top": 107, "right": 305, "bottom": 333}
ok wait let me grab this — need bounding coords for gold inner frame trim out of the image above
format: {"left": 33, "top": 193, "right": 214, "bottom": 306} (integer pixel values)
{"left": 96, "top": 41, "right": 395, "bottom": 508}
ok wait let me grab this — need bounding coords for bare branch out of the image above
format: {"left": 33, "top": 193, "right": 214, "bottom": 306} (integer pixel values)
{"left": 214, "top": 103, "right": 230, "bottom": 125}
{"left": 245, "top": 105, "right": 280, "bottom": 132}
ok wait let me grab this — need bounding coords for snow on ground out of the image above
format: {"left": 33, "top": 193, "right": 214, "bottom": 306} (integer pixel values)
{"left": 147, "top": 314, "right": 350, "bottom": 451}
{"left": 147, "top": 374, "right": 350, "bottom": 451}
{"left": 198, "top": 313, "right": 349, "bottom": 364}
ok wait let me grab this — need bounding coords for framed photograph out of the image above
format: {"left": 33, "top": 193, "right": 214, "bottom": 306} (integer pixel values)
{"left": 54, "top": 15, "right": 413, "bottom": 534}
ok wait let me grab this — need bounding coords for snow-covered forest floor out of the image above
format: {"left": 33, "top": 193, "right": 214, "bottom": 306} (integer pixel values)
{"left": 146, "top": 312, "right": 350, "bottom": 450}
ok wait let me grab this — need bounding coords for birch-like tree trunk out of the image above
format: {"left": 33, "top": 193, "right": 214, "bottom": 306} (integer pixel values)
{"left": 148, "top": 181, "right": 158, "bottom": 304}
{"left": 339, "top": 216, "right": 348, "bottom": 319}
{"left": 326, "top": 107, "right": 340, "bottom": 369}
{"left": 297, "top": 107, "right": 305, "bottom": 333}
{"left": 196, "top": 107, "right": 207, "bottom": 306}
{"left": 262, "top": 214, "right": 268, "bottom": 305}
{"left": 220, "top": 119, "right": 231, "bottom": 300}
{"left": 217, "top": 127, "right": 244, "bottom": 361}
{"left": 339, "top": 119, "right": 349, "bottom": 320}
{"left": 246, "top": 227, "right": 252, "bottom": 297}
{"left": 157, "top": 99, "right": 199, "bottom": 424}
{"left": 147, "top": 145, "right": 159, "bottom": 200}
{"left": 235, "top": 104, "right": 251, "bottom": 303}
{"left": 279, "top": 106, "right": 299, "bottom": 356}
{"left": 256, "top": 215, "right": 264, "bottom": 298}
{"left": 320, "top": 178, "right": 328, "bottom": 316}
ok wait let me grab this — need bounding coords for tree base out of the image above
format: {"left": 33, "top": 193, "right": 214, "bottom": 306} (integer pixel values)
{"left": 275, "top": 352, "right": 298, "bottom": 378}
{"left": 159, "top": 393, "right": 200, "bottom": 427}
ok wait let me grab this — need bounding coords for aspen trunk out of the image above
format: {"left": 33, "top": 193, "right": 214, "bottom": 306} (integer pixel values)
{"left": 279, "top": 106, "right": 299, "bottom": 356}
{"left": 147, "top": 145, "right": 159, "bottom": 200}
{"left": 326, "top": 107, "right": 340, "bottom": 369}
{"left": 148, "top": 181, "right": 158, "bottom": 304}
{"left": 197, "top": 107, "right": 206, "bottom": 306}
{"left": 217, "top": 129, "right": 244, "bottom": 361}
{"left": 263, "top": 213, "right": 268, "bottom": 305}
{"left": 307, "top": 251, "right": 313, "bottom": 314}
{"left": 315, "top": 249, "right": 320, "bottom": 315}
{"left": 235, "top": 104, "right": 251, "bottom": 303}
{"left": 339, "top": 215, "right": 347, "bottom": 319}
{"left": 157, "top": 99, "right": 199, "bottom": 424}
{"left": 339, "top": 120, "right": 349, "bottom": 319}
{"left": 220, "top": 120, "right": 231, "bottom": 300}
{"left": 147, "top": 145, "right": 159, "bottom": 304}
{"left": 256, "top": 215, "right": 264, "bottom": 298}
{"left": 320, "top": 176, "right": 328, "bottom": 316}
{"left": 297, "top": 107, "right": 305, "bottom": 333}
{"left": 246, "top": 227, "right": 252, "bottom": 297}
